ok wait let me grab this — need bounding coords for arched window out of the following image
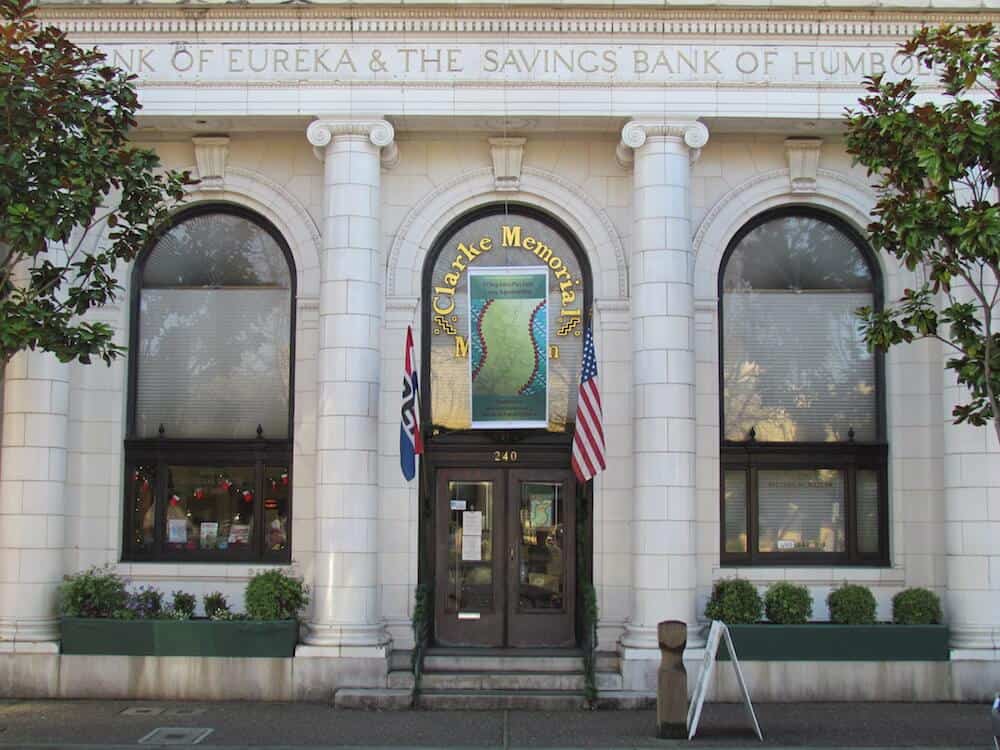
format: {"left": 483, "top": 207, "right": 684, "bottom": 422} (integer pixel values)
{"left": 719, "top": 208, "right": 888, "bottom": 565}
{"left": 124, "top": 205, "right": 295, "bottom": 562}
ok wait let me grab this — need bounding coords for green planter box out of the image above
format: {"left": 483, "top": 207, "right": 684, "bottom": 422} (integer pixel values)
{"left": 718, "top": 623, "right": 949, "bottom": 662}
{"left": 60, "top": 618, "right": 299, "bottom": 657}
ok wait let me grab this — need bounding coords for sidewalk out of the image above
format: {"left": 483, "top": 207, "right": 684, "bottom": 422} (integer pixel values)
{"left": 0, "top": 700, "right": 993, "bottom": 748}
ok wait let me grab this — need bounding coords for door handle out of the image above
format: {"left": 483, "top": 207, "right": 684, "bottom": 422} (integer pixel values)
{"left": 509, "top": 544, "right": 514, "bottom": 561}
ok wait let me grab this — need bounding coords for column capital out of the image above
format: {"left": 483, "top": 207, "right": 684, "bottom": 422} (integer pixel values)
{"left": 306, "top": 118, "right": 398, "bottom": 168}
{"left": 617, "top": 119, "right": 709, "bottom": 168}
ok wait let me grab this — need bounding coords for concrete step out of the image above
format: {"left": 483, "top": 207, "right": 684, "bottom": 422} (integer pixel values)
{"left": 423, "top": 654, "right": 584, "bottom": 673}
{"left": 389, "top": 650, "right": 412, "bottom": 671}
{"left": 417, "top": 689, "right": 587, "bottom": 711}
{"left": 595, "top": 653, "right": 620, "bottom": 672}
{"left": 387, "top": 670, "right": 416, "bottom": 690}
{"left": 333, "top": 688, "right": 413, "bottom": 710}
{"left": 593, "top": 690, "right": 655, "bottom": 710}
{"left": 595, "top": 671, "right": 623, "bottom": 691}
{"left": 420, "top": 671, "right": 586, "bottom": 691}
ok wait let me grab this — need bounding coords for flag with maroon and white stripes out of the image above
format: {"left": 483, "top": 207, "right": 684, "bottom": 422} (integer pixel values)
{"left": 571, "top": 324, "right": 606, "bottom": 483}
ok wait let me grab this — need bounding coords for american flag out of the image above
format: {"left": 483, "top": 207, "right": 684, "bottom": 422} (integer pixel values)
{"left": 571, "top": 324, "right": 606, "bottom": 483}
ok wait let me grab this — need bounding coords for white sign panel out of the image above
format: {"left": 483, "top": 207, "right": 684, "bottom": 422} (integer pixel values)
{"left": 462, "top": 511, "right": 483, "bottom": 537}
{"left": 687, "top": 621, "right": 763, "bottom": 742}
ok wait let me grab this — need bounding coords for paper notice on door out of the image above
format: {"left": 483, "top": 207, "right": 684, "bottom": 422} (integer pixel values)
{"left": 461, "top": 533, "right": 482, "bottom": 561}
{"left": 462, "top": 511, "right": 482, "bottom": 536}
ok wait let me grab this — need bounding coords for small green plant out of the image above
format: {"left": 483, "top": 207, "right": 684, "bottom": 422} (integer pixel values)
{"left": 59, "top": 566, "right": 128, "bottom": 618}
{"left": 580, "top": 582, "right": 599, "bottom": 704}
{"left": 245, "top": 570, "right": 309, "bottom": 620}
{"left": 203, "top": 592, "right": 230, "bottom": 619}
{"left": 892, "top": 588, "right": 942, "bottom": 625}
{"left": 128, "top": 585, "right": 164, "bottom": 619}
{"left": 704, "top": 578, "right": 763, "bottom": 624}
{"left": 764, "top": 582, "right": 813, "bottom": 625}
{"left": 411, "top": 583, "right": 433, "bottom": 693}
{"left": 171, "top": 591, "right": 197, "bottom": 620}
{"left": 827, "top": 583, "right": 877, "bottom": 625}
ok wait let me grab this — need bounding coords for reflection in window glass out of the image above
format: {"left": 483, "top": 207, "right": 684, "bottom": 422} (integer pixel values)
{"left": 722, "top": 215, "right": 876, "bottom": 443}
{"left": 724, "top": 471, "right": 748, "bottom": 553}
{"left": 446, "top": 482, "right": 494, "bottom": 613}
{"left": 857, "top": 470, "right": 880, "bottom": 555}
{"left": 130, "top": 464, "right": 157, "bottom": 553}
{"left": 135, "top": 212, "right": 292, "bottom": 440}
{"left": 758, "top": 469, "right": 846, "bottom": 553}
{"left": 264, "top": 465, "right": 290, "bottom": 553}
{"left": 518, "top": 483, "right": 565, "bottom": 611}
{"left": 164, "top": 466, "right": 256, "bottom": 553}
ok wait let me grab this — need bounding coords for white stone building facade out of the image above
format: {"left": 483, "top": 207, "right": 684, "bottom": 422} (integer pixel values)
{"left": 0, "top": 0, "right": 998, "bottom": 702}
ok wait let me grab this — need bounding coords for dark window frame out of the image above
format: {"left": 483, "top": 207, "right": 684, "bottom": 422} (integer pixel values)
{"left": 123, "top": 203, "right": 296, "bottom": 564}
{"left": 718, "top": 206, "right": 889, "bottom": 567}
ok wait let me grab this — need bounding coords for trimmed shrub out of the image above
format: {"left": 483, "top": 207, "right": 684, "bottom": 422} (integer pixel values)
{"left": 764, "top": 582, "right": 812, "bottom": 625}
{"left": 827, "top": 583, "right": 876, "bottom": 625}
{"left": 892, "top": 588, "right": 942, "bottom": 625}
{"left": 203, "top": 592, "right": 230, "bottom": 619}
{"left": 704, "top": 578, "right": 763, "bottom": 624}
{"left": 59, "top": 566, "right": 128, "bottom": 618}
{"left": 245, "top": 570, "right": 309, "bottom": 620}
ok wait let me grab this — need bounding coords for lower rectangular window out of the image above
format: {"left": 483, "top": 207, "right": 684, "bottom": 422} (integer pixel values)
{"left": 721, "top": 447, "right": 887, "bottom": 566}
{"left": 124, "top": 443, "right": 291, "bottom": 563}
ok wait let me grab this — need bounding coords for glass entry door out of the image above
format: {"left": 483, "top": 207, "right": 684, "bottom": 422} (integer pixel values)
{"left": 434, "top": 467, "right": 576, "bottom": 648}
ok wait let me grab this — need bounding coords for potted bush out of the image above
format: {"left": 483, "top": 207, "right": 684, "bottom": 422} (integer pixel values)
{"left": 711, "top": 580, "right": 949, "bottom": 662}
{"left": 60, "top": 567, "right": 307, "bottom": 658}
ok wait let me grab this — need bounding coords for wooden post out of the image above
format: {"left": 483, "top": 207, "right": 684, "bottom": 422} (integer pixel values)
{"left": 657, "top": 620, "right": 688, "bottom": 739}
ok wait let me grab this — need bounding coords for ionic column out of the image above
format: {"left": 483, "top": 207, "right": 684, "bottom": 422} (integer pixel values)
{"left": 0, "top": 351, "right": 69, "bottom": 647}
{"left": 303, "top": 118, "right": 396, "bottom": 649}
{"left": 617, "top": 119, "right": 708, "bottom": 653}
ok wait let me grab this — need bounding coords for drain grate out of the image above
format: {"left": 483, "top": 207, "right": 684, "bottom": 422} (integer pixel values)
{"left": 137, "top": 727, "right": 213, "bottom": 745}
{"left": 122, "top": 707, "right": 165, "bottom": 717}
{"left": 164, "top": 708, "right": 207, "bottom": 717}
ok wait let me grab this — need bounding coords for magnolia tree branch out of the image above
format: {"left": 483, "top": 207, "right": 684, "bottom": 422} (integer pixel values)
{"left": 845, "top": 21, "right": 1000, "bottom": 445}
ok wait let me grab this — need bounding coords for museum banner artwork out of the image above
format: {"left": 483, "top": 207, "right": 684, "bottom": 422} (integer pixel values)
{"left": 469, "top": 268, "right": 549, "bottom": 428}
{"left": 429, "top": 212, "right": 586, "bottom": 432}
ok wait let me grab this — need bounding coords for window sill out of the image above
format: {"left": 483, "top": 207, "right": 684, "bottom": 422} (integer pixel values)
{"left": 712, "top": 564, "right": 904, "bottom": 586}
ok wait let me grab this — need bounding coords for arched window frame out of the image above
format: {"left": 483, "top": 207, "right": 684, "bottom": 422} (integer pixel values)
{"left": 123, "top": 203, "right": 296, "bottom": 563}
{"left": 718, "top": 206, "right": 889, "bottom": 567}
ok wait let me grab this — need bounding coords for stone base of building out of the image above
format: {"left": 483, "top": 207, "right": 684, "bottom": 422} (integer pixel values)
{"left": 2, "top": 647, "right": 997, "bottom": 703}
{"left": 618, "top": 649, "right": 999, "bottom": 704}
{"left": 0, "top": 647, "right": 390, "bottom": 702}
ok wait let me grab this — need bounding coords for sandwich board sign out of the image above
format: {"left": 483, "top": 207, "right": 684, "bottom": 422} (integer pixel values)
{"left": 686, "top": 620, "right": 763, "bottom": 742}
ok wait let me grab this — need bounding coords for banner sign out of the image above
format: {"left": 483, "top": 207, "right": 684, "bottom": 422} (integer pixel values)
{"left": 428, "top": 213, "right": 585, "bottom": 433}
{"left": 469, "top": 268, "right": 549, "bottom": 428}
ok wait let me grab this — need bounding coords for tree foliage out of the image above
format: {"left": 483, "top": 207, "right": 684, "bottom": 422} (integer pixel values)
{"left": 845, "top": 24, "right": 1000, "bottom": 445}
{"left": 0, "top": 0, "right": 189, "bottom": 368}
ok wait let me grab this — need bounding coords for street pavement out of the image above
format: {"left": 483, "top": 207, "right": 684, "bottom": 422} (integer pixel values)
{"left": 0, "top": 699, "right": 993, "bottom": 749}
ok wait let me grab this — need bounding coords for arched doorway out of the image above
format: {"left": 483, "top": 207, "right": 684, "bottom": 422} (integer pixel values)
{"left": 420, "top": 204, "right": 593, "bottom": 648}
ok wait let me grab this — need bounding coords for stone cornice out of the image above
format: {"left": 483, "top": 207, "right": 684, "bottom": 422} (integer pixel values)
{"left": 37, "top": 6, "right": 1000, "bottom": 39}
